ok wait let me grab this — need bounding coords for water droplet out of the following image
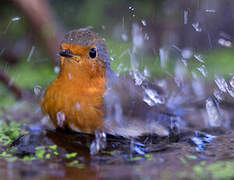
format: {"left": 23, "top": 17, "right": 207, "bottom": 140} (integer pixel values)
{"left": 141, "top": 20, "right": 147, "bottom": 26}
{"left": 144, "top": 33, "right": 150, "bottom": 40}
{"left": 181, "top": 48, "right": 192, "bottom": 59}
{"left": 26, "top": 46, "right": 35, "bottom": 62}
{"left": 121, "top": 33, "right": 128, "bottom": 41}
{"left": 41, "top": 115, "right": 50, "bottom": 125}
{"left": 143, "top": 96, "right": 155, "bottom": 106}
{"left": 110, "top": 56, "right": 114, "bottom": 61}
{"left": 75, "top": 102, "right": 81, "bottom": 111}
{"left": 197, "top": 65, "right": 207, "bottom": 77}
{"left": 192, "top": 22, "right": 202, "bottom": 32}
{"left": 133, "top": 71, "right": 145, "bottom": 86}
{"left": 159, "top": 48, "right": 168, "bottom": 68}
{"left": 181, "top": 58, "right": 188, "bottom": 67}
{"left": 213, "top": 89, "right": 224, "bottom": 101}
{"left": 56, "top": 111, "right": 65, "bottom": 128}
{"left": 68, "top": 73, "right": 72, "bottom": 79}
{"left": 205, "top": 9, "right": 216, "bottom": 13}
{"left": 143, "top": 67, "right": 150, "bottom": 77}
{"left": 218, "top": 38, "right": 232, "bottom": 47}
{"left": 230, "top": 76, "right": 234, "bottom": 88}
{"left": 184, "top": 10, "right": 188, "bottom": 24}
{"left": 129, "top": 6, "right": 134, "bottom": 11}
{"left": 130, "top": 24, "right": 142, "bottom": 71}
{"left": 192, "top": 79, "right": 205, "bottom": 97}
{"left": 144, "top": 88, "right": 165, "bottom": 105}
{"left": 11, "top": 16, "right": 21, "bottom": 22}
{"left": 33, "top": 85, "right": 41, "bottom": 96}
{"left": 227, "top": 88, "right": 234, "bottom": 98}
{"left": 4, "top": 16, "right": 21, "bottom": 34}
{"left": 194, "top": 54, "right": 204, "bottom": 63}
{"left": 54, "top": 66, "right": 60, "bottom": 74}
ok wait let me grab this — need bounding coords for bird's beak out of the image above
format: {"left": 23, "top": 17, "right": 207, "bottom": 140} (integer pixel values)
{"left": 59, "top": 49, "right": 73, "bottom": 58}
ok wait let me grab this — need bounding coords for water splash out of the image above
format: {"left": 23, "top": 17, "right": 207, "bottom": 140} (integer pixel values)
{"left": 143, "top": 88, "right": 165, "bottom": 105}
{"left": 90, "top": 131, "right": 106, "bottom": 155}
{"left": 190, "top": 131, "right": 216, "bottom": 151}
{"left": 192, "top": 22, "right": 202, "bottom": 32}
{"left": 213, "top": 89, "right": 224, "bottom": 101}
{"left": 215, "top": 75, "right": 228, "bottom": 93}
{"left": 56, "top": 112, "right": 65, "bottom": 128}
{"left": 205, "top": 97, "right": 222, "bottom": 127}
{"left": 132, "top": 70, "right": 145, "bottom": 86}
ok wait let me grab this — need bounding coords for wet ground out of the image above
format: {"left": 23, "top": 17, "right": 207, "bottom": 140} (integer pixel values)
{"left": 0, "top": 96, "right": 233, "bottom": 180}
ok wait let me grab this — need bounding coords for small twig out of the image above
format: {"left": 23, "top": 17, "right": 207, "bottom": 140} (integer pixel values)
{"left": 0, "top": 68, "right": 22, "bottom": 99}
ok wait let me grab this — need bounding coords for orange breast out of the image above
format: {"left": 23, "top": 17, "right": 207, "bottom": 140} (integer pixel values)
{"left": 41, "top": 60, "right": 107, "bottom": 133}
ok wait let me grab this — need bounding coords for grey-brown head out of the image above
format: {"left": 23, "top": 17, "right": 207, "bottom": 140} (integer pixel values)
{"left": 60, "top": 28, "right": 110, "bottom": 67}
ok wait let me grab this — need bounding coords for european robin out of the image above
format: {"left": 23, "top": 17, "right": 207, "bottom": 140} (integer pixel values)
{"left": 41, "top": 28, "right": 178, "bottom": 137}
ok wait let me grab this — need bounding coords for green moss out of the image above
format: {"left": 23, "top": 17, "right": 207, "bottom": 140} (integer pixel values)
{"left": 0, "top": 151, "right": 12, "bottom": 157}
{"left": 35, "top": 148, "right": 46, "bottom": 159}
{"left": 205, "top": 161, "right": 234, "bottom": 180}
{"left": 45, "top": 153, "right": 51, "bottom": 159}
{"left": 185, "top": 154, "right": 197, "bottom": 160}
{"left": 192, "top": 161, "right": 234, "bottom": 180}
{"left": 66, "top": 160, "right": 84, "bottom": 168}
{"left": 65, "top": 152, "right": 77, "bottom": 159}
{"left": 53, "top": 151, "right": 59, "bottom": 156}
{"left": 22, "top": 155, "right": 36, "bottom": 161}
{"left": 179, "top": 157, "right": 187, "bottom": 164}
{"left": 0, "top": 121, "right": 21, "bottom": 145}
{"left": 130, "top": 156, "right": 142, "bottom": 161}
{"left": 48, "top": 145, "right": 57, "bottom": 150}
{"left": 144, "top": 154, "right": 153, "bottom": 160}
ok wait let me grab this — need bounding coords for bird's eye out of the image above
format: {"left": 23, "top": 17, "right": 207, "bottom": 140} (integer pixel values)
{"left": 89, "top": 48, "right": 96, "bottom": 59}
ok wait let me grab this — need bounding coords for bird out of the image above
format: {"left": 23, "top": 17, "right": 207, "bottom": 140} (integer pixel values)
{"left": 41, "top": 28, "right": 180, "bottom": 138}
